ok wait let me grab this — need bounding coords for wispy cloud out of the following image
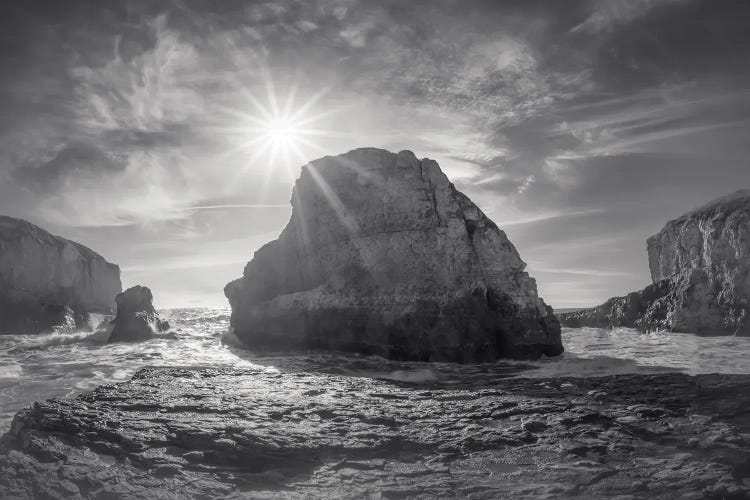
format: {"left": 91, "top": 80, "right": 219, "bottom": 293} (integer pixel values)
{"left": 188, "top": 204, "right": 289, "bottom": 210}
{"left": 71, "top": 15, "right": 203, "bottom": 133}
{"left": 527, "top": 265, "right": 635, "bottom": 277}
{"left": 497, "top": 208, "right": 606, "bottom": 227}
{"left": 572, "top": 0, "right": 687, "bottom": 33}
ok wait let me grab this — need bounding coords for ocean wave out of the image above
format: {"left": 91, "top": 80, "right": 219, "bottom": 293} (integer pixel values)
{"left": 348, "top": 368, "right": 440, "bottom": 384}
{"left": 5, "top": 329, "right": 110, "bottom": 354}
{"left": 517, "top": 353, "right": 677, "bottom": 379}
{"left": 0, "top": 364, "right": 22, "bottom": 379}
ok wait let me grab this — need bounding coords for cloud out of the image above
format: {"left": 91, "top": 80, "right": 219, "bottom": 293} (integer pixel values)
{"left": 497, "top": 208, "right": 607, "bottom": 227}
{"left": 188, "top": 204, "right": 289, "bottom": 210}
{"left": 71, "top": 15, "right": 203, "bottom": 133}
{"left": 2, "top": 0, "right": 749, "bottom": 307}
{"left": 12, "top": 142, "right": 125, "bottom": 192}
{"left": 572, "top": 0, "right": 686, "bottom": 33}
{"left": 528, "top": 266, "right": 634, "bottom": 277}
{"left": 3, "top": 12, "right": 217, "bottom": 227}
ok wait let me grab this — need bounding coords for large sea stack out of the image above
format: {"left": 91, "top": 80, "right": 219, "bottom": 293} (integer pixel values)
{"left": 560, "top": 190, "right": 750, "bottom": 335}
{"left": 225, "top": 148, "right": 562, "bottom": 361}
{"left": 0, "top": 216, "right": 121, "bottom": 334}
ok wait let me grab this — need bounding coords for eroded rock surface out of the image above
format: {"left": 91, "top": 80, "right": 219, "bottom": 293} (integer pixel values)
{"left": 1, "top": 367, "right": 749, "bottom": 499}
{"left": 0, "top": 216, "right": 121, "bottom": 334}
{"left": 108, "top": 286, "right": 169, "bottom": 342}
{"left": 561, "top": 190, "right": 750, "bottom": 335}
{"left": 225, "top": 148, "right": 562, "bottom": 361}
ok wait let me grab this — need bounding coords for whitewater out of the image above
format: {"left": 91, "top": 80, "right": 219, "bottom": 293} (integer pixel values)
{"left": 2, "top": 307, "right": 750, "bottom": 432}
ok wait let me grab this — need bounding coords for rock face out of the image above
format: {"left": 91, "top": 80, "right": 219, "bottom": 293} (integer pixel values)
{"left": 0, "top": 216, "right": 121, "bottom": 334}
{"left": 2, "top": 367, "right": 750, "bottom": 498}
{"left": 559, "top": 281, "right": 672, "bottom": 330}
{"left": 108, "top": 285, "right": 169, "bottom": 342}
{"left": 225, "top": 148, "right": 562, "bottom": 361}
{"left": 560, "top": 190, "right": 750, "bottom": 335}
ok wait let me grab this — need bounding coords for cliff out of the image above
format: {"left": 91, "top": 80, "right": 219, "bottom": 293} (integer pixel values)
{"left": 0, "top": 216, "right": 121, "bottom": 334}
{"left": 225, "top": 148, "right": 562, "bottom": 361}
{"left": 560, "top": 190, "right": 750, "bottom": 335}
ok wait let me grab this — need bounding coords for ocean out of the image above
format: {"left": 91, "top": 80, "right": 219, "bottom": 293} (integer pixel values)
{"left": 2, "top": 307, "right": 750, "bottom": 433}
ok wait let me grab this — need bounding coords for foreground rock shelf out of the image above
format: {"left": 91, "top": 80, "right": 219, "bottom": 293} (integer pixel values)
{"left": 2, "top": 368, "right": 749, "bottom": 499}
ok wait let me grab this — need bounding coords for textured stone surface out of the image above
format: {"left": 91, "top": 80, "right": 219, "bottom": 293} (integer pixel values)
{"left": 0, "top": 216, "right": 121, "bottom": 334}
{"left": 561, "top": 190, "right": 750, "bottom": 335}
{"left": 108, "top": 286, "right": 169, "bottom": 342}
{"left": 225, "top": 148, "right": 562, "bottom": 361}
{"left": 559, "top": 281, "right": 672, "bottom": 330}
{"left": 1, "top": 367, "right": 749, "bottom": 499}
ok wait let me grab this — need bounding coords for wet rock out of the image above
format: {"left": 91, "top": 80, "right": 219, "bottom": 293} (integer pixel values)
{"left": 225, "top": 148, "right": 562, "bottom": 362}
{"left": 107, "top": 286, "right": 169, "bottom": 342}
{"left": 560, "top": 190, "right": 750, "bottom": 335}
{"left": 521, "top": 419, "right": 548, "bottom": 433}
{"left": 1, "top": 369, "right": 749, "bottom": 498}
{"left": 0, "top": 216, "right": 121, "bottom": 334}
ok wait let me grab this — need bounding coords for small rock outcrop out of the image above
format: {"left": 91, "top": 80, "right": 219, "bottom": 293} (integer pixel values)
{"left": 0, "top": 216, "right": 121, "bottom": 334}
{"left": 225, "top": 148, "right": 562, "bottom": 361}
{"left": 107, "top": 286, "right": 169, "bottom": 342}
{"left": 561, "top": 190, "right": 750, "bottom": 335}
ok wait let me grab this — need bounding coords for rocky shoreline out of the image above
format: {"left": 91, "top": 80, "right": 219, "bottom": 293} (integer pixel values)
{"left": 560, "top": 190, "right": 750, "bottom": 335}
{"left": 1, "top": 367, "right": 749, "bottom": 499}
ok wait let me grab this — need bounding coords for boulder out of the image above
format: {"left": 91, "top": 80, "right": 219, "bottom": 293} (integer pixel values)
{"left": 0, "top": 216, "right": 121, "bottom": 334}
{"left": 560, "top": 190, "right": 750, "bottom": 335}
{"left": 225, "top": 148, "right": 562, "bottom": 361}
{"left": 108, "top": 286, "right": 169, "bottom": 342}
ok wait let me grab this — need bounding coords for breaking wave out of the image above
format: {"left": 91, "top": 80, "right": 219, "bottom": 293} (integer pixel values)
{"left": 7, "top": 329, "right": 110, "bottom": 354}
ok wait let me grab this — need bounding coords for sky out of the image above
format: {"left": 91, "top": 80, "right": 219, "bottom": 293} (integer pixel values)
{"left": 1, "top": 0, "right": 749, "bottom": 308}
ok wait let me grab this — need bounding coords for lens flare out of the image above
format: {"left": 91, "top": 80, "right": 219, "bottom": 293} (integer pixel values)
{"left": 264, "top": 117, "right": 299, "bottom": 147}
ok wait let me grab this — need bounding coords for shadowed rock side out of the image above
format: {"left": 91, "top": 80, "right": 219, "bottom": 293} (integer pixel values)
{"left": 225, "top": 148, "right": 562, "bottom": 361}
{"left": 107, "top": 285, "right": 169, "bottom": 342}
{"left": 0, "top": 216, "right": 121, "bottom": 334}
{"left": 561, "top": 190, "right": 750, "bottom": 335}
{"left": 1, "top": 367, "right": 749, "bottom": 499}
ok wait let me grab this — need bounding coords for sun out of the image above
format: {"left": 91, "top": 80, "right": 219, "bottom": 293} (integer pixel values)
{"left": 210, "top": 73, "right": 342, "bottom": 187}
{"left": 264, "top": 117, "right": 300, "bottom": 148}
{"left": 244, "top": 107, "right": 319, "bottom": 178}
